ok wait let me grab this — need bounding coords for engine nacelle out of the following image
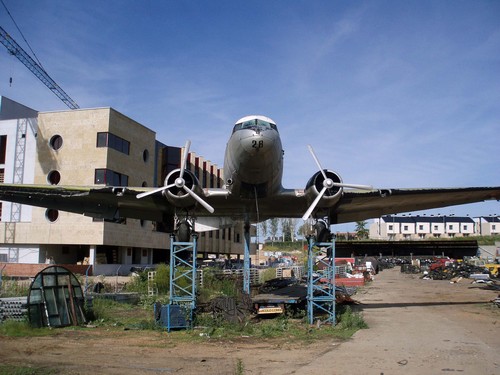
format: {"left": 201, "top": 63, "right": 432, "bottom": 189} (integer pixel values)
{"left": 163, "top": 169, "right": 203, "bottom": 209}
{"left": 304, "top": 169, "right": 343, "bottom": 206}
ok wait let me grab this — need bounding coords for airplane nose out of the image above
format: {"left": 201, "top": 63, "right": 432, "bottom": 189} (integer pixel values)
{"left": 240, "top": 131, "right": 275, "bottom": 155}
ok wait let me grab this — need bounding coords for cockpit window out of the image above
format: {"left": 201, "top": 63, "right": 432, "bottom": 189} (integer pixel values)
{"left": 232, "top": 119, "right": 278, "bottom": 133}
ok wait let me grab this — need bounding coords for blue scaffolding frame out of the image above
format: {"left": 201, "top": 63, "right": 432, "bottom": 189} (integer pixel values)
{"left": 166, "top": 234, "right": 198, "bottom": 331}
{"left": 307, "top": 236, "right": 336, "bottom": 325}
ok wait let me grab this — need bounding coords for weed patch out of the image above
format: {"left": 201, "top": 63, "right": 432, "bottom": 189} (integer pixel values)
{"left": 0, "top": 365, "right": 59, "bottom": 375}
{"left": 87, "top": 298, "right": 155, "bottom": 329}
{"left": 0, "top": 321, "right": 53, "bottom": 337}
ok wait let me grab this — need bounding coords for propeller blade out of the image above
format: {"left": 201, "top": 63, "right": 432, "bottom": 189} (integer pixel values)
{"left": 302, "top": 186, "right": 327, "bottom": 220}
{"left": 183, "top": 185, "right": 215, "bottom": 213}
{"left": 179, "top": 140, "right": 191, "bottom": 178}
{"left": 136, "top": 183, "right": 175, "bottom": 199}
{"left": 307, "top": 145, "right": 328, "bottom": 181}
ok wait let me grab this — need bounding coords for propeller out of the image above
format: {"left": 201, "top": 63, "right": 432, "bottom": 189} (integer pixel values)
{"left": 302, "top": 145, "right": 372, "bottom": 220}
{"left": 136, "top": 140, "right": 215, "bottom": 213}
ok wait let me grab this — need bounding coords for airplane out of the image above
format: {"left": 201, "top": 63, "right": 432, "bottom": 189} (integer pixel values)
{"left": 0, "top": 114, "right": 499, "bottom": 243}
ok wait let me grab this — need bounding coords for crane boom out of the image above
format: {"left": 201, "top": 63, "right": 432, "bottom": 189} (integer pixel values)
{"left": 0, "top": 25, "right": 79, "bottom": 109}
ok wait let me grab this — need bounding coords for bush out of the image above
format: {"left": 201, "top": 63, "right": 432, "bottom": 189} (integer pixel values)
{"left": 124, "top": 272, "right": 148, "bottom": 293}
{"left": 259, "top": 267, "right": 277, "bottom": 284}
{"left": 199, "top": 268, "right": 239, "bottom": 298}
{"left": 155, "top": 263, "right": 170, "bottom": 293}
{"left": 337, "top": 306, "right": 367, "bottom": 331}
{"left": 0, "top": 278, "right": 29, "bottom": 298}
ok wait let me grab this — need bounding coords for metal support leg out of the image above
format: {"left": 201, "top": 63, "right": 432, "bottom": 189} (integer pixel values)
{"left": 307, "top": 235, "right": 336, "bottom": 325}
{"left": 243, "top": 223, "right": 251, "bottom": 295}
{"left": 167, "top": 233, "right": 198, "bottom": 331}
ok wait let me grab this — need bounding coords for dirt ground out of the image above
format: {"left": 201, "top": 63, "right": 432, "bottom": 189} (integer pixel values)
{"left": 1, "top": 267, "right": 499, "bottom": 375}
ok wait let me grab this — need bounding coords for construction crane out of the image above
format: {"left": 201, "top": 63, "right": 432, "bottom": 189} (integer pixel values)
{"left": 0, "top": 25, "right": 79, "bottom": 109}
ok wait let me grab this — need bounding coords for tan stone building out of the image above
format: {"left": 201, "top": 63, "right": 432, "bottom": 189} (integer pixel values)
{"left": 0, "top": 98, "right": 249, "bottom": 274}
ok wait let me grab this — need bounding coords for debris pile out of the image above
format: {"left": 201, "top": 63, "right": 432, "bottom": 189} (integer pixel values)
{"left": 423, "top": 263, "right": 490, "bottom": 281}
{"left": 211, "top": 295, "right": 252, "bottom": 323}
{"left": 492, "top": 295, "right": 500, "bottom": 308}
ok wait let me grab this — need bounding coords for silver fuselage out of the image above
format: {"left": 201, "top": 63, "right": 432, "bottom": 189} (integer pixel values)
{"left": 223, "top": 116, "right": 283, "bottom": 200}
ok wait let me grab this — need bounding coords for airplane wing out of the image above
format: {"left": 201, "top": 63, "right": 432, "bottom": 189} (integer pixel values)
{"left": 330, "top": 187, "right": 500, "bottom": 224}
{"left": 0, "top": 184, "right": 175, "bottom": 222}
{"left": 0, "top": 184, "right": 498, "bottom": 225}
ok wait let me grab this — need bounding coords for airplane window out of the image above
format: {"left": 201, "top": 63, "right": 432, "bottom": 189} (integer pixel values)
{"left": 233, "top": 119, "right": 278, "bottom": 133}
{"left": 242, "top": 120, "right": 256, "bottom": 129}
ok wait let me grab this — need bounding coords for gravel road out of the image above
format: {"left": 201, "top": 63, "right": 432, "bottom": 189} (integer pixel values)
{"left": 298, "top": 267, "right": 499, "bottom": 375}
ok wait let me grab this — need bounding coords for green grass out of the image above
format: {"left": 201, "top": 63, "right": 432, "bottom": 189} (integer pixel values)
{"left": 234, "top": 359, "right": 245, "bottom": 375}
{"left": 0, "top": 320, "right": 54, "bottom": 337}
{"left": 88, "top": 297, "right": 155, "bottom": 329}
{"left": 191, "top": 305, "right": 367, "bottom": 342}
{"left": 0, "top": 365, "right": 59, "bottom": 375}
{"left": 0, "top": 278, "right": 30, "bottom": 297}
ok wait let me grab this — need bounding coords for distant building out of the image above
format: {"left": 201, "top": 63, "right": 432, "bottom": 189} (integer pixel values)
{"left": 0, "top": 97, "right": 249, "bottom": 274}
{"left": 476, "top": 216, "right": 500, "bottom": 236}
{"left": 369, "top": 215, "right": 481, "bottom": 240}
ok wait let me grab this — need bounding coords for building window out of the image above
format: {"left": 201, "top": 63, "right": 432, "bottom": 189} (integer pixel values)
{"left": 0, "top": 135, "right": 7, "bottom": 163}
{"left": 47, "top": 170, "right": 61, "bottom": 185}
{"left": 45, "top": 209, "right": 59, "bottom": 222}
{"left": 463, "top": 225, "right": 468, "bottom": 231}
{"left": 95, "top": 168, "right": 129, "bottom": 186}
{"left": 49, "top": 135, "right": 63, "bottom": 151}
{"left": 403, "top": 225, "right": 408, "bottom": 231}
{"left": 96, "top": 132, "right": 130, "bottom": 155}
{"left": 0, "top": 168, "right": 4, "bottom": 183}
{"left": 419, "top": 225, "right": 424, "bottom": 230}
{"left": 194, "top": 157, "right": 200, "bottom": 179}
{"left": 433, "top": 225, "right": 439, "bottom": 231}
{"left": 388, "top": 225, "right": 393, "bottom": 231}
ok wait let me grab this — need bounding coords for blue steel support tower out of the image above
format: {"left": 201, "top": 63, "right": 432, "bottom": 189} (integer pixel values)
{"left": 167, "top": 234, "right": 198, "bottom": 331}
{"left": 307, "top": 235, "right": 336, "bottom": 325}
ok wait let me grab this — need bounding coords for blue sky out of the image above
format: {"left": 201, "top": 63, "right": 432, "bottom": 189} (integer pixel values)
{"left": 1, "top": 0, "right": 499, "bottom": 226}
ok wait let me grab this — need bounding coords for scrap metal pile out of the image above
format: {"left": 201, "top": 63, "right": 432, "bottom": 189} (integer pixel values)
{"left": 422, "top": 263, "right": 492, "bottom": 281}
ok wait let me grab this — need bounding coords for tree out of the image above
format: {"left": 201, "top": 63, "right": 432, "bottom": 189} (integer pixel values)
{"left": 287, "top": 218, "right": 298, "bottom": 241}
{"left": 298, "top": 221, "right": 313, "bottom": 238}
{"left": 269, "top": 218, "right": 279, "bottom": 244}
{"left": 259, "top": 220, "right": 268, "bottom": 242}
{"left": 281, "top": 218, "right": 290, "bottom": 241}
{"left": 355, "top": 220, "right": 369, "bottom": 239}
